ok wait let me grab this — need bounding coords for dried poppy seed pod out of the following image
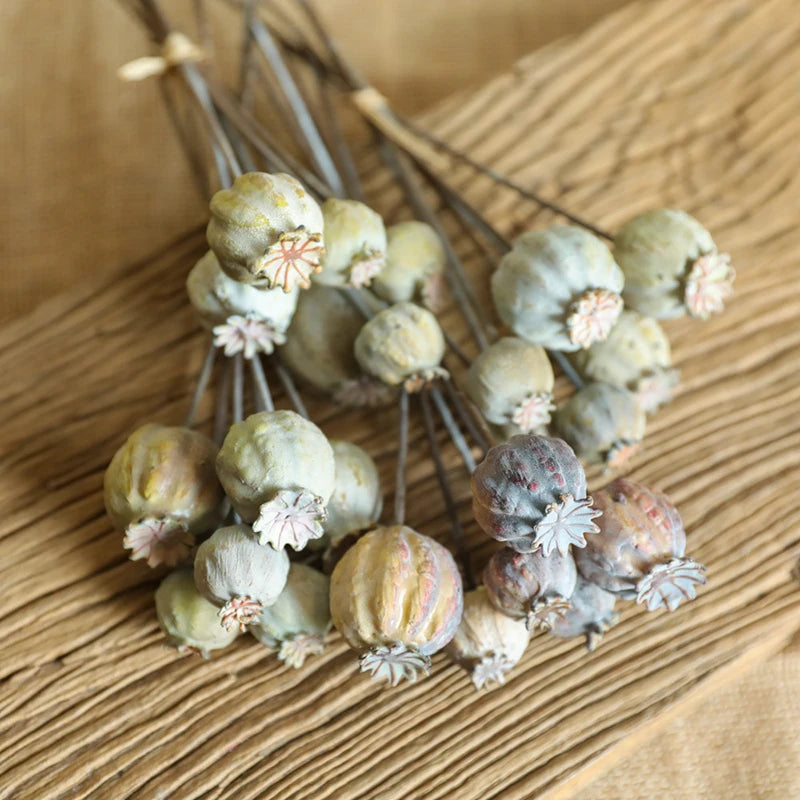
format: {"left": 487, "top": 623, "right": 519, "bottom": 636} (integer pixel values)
{"left": 492, "top": 226, "right": 624, "bottom": 352}
{"left": 574, "top": 478, "right": 706, "bottom": 611}
{"left": 549, "top": 576, "right": 620, "bottom": 651}
{"left": 446, "top": 587, "right": 530, "bottom": 690}
{"left": 372, "top": 220, "right": 447, "bottom": 310}
{"left": 614, "top": 209, "right": 734, "bottom": 319}
{"left": 250, "top": 564, "right": 331, "bottom": 668}
{"left": 323, "top": 441, "right": 383, "bottom": 545}
{"left": 186, "top": 250, "right": 299, "bottom": 358}
{"left": 216, "top": 411, "right": 336, "bottom": 550}
{"left": 279, "top": 284, "right": 395, "bottom": 407}
{"left": 207, "top": 172, "right": 324, "bottom": 291}
{"left": 354, "top": 301, "right": 447, "bottom": 391}
{"left": 570, "top": 310, "right": 678, "bottom": 414}
{"left": 330, "top": 525, "right": 463, "bottom": 685}
{"left": 483, "top": 547, "right": 578, "bottom": 631}
{"left": 155, "top": 568, "right": 239, "bottom": 657}
{"left": 471, "top": 435, "right": 601, "bottom": 556}
{"left": 315, "top": 198, "right": 387, "bottom": 288}
{"left": 105, "top": 424, "right": 224, "bottom": 568}
{"left": 194, "top": 524, "right": 289, "bottom": 629}
{"left": 553, "top": 383, "right": 646, "bottom": 469}
{"left": 466, "top": 337, "right": 555, "bottom": 437}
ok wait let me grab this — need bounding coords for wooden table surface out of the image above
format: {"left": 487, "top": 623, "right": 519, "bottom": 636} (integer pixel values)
{"left": 2, "top": 0, "right": 800, "bottom": 798}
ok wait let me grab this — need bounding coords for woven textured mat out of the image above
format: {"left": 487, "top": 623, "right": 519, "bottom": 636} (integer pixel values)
{"left": 1, "top": 0, "right": 799, "bottom": 797}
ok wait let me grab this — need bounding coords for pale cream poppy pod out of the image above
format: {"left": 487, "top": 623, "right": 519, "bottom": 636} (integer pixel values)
{"left": 466, "top": 337, "right": 555, "bottom": 437}
{"left": 250, "top": 563, "right": 332, "bottom": 668}
{"left": 279, "top": 284, "right": 364, "bottom": 393}
{"left": 323, "top": 441, "right": 383, "bottom": 544}
{"left": 330, "top": 525, "right": 464, "bottom": 685}
{"left": 491, "top": 226, "right": 624, "bottom": 352}
{"left": 194, "top": 524, "right": 290, "bottom": 630}
{"left": 371, "top": 221, "right": 447, "bottom": 309}
{"left": 186, "top": 250, "right": 299, "bottom": 331}
{"left": 104, "top": 424, "right": 224, "bottom": 568}
{"left": 207, "top": 172, "right": 324, "bottom": 290}
{"left": 155, "top": 568, "right": 239, "bottom": 657}
{"left": 315, "top": 198, "right": 387, "bottom": 288}
{"left": 614, "top": 209, "right": 734, "bottom": 320}
{"left": 554, "top": 383, "right": 646, "bottom": 469}
{"left": 570, "top": 310, "right": 677, "bottom": 413}
{"left": 354, "top": 302, "right": 446, "bottom": 389}
{"left": 216, "top": 410, "right": 336, "bottom": 551}
{"left": 446, "top": 586, "right": 530, "bottom": 690}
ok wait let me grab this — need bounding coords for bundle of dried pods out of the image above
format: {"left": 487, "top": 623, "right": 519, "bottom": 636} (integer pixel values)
{"left": 108, "top": 0, "right": 728, "bottom": 690}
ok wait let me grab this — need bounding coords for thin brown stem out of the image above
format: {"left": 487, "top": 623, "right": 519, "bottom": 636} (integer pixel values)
{"left": 394, "top": 388, "right": 410, "bottom": 526}
{"left": 420, "top": 389, "right": 476, "bottom": 590}
{"left": 184, "top": 339, "right": 217, "bottom": 428}
{"left": 250, "top": 355, "right": 275, "bottom": 412}
{"left": 429, "top": 384, "right": 476, "bottom": 474}
{"left": 272, "top": 353, "right": 310, "bottom": 419}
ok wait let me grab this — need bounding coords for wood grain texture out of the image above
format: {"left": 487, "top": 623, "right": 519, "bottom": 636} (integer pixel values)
{"left": 2, "top": 0, "right": 800, "bottom": 798}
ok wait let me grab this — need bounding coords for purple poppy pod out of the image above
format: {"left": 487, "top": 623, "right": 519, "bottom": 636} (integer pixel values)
{"left": 549, "top": 576, "right": 620, "bottom": 651}
{"left": 483, "top": 547, "right": 578, "bottom": 631}
{"left": 574, "top": 478, "right": 706, "bottom": 611}
{"left": 471, "top": 435, "right": 601, "bottom": 557}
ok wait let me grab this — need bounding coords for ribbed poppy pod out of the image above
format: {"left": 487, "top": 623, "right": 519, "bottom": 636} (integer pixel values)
{"left": 323, "top": 441, "right": 383, "bottom": 545}
{"left": 491, "top": 226, "right": 624, "bottom": 352}
{"left": 471, "top": 435, "right": 601, "bottom": 557}
{"left": 614, "top": 209, "right": 734, "bottom": 320}
{"left": 155, "top": 568, "right": 239, "bottom": 657}
{"left": 207, "top": 172, "right": 324, "bottom": 290}
{"left": 466, "top": 337, "right": 555, "bottom": 437}
{"left": 354, "top": 302, "right": 447, "bottom": 391}
{"left": 315, "top": 198, "right": 387, "bottom": 288}
{"left": 330, "top": 525, "right": 463, "bottom": 685}
{"left": 549, "top": 576, "right": 620, "bottom": 651}
{"left": 279, "top": 284, "right": 395, "bottom": 407}
{"left": 554, "top": 383, "right": 646, "bottom": 469}
{"left": 250, "top": 564, "right": 331, "bottom": 668}
{"left": 105, "top": 424, "right": 224, "bottom": 568}
{"left": 483, "top": 547, "right": 578, "bottom": 631}
{"left": 216, "top": 411, "right": 336, "bottom": 551}
{"left": 186, "top": 251, "right": 299, "bottom": 358}
{"left": 194, "top": 524, "right": 289, "bottom": 630}
{"left": 574, "top": 478, "right": 706, "bottom": 611}
{"left": 446, "top": 587, "right": 530, "bottom": 690}
{"left": 371, "top": 221, "right": 447, "bottom": 310}
{"left": 570, "top": 310, "right": 678, "bottom": 414}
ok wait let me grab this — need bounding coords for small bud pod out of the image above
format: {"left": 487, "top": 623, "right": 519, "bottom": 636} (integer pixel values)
{"left": 553, "top": 383, "right": 646, "bottom": 469}
{"left": 279, "top": 284, "right": 395, "bottom": 407}
{"left": 194, "top": 524, "right": 289, "bottom": 630}
{"left": 105, "top": 424, "right": 224, "bottom": 568}
{"left": 216, "top": 411, "right": 336, "bottom": 550}
{"left": 492, "top": 226, "right": 624, "bottom": 352}
{"left": 466, "top": 337, "right": 555, "bottom": 437}
{"left": 570, "top": 310, "right": 678, "bottom": 413}
{"left": 614, "top": 209, "right": 734, "bottom": 319}
{"left": 207, "top": 172, "right": 324, "bottom": 290}
{"left": 155, "top": 568, "right": 239, "bottom": 657}
{"left": 549, "top": 576, "right": 620, "bottom": 651}
{"left": 323, "top": 441, "right": 383, "bottom": 545}
{"left": 574, "top": 478, "right": 706, "bottom": 611}
{"left": 354, "top": 302, "right": 447, "bottom": 391}
{"left": 446, "top": 587, "right": 530, "bottom": 690}
{"left": 250, "top": 564, "right": 331, "bottom": 668}
{"left": 330, "top": 525, "right": 463, "bottom": 685}
{"left": 372, "top": 221, "right": 447, "bottom": 310}
{"left": 471, "top": 435, "right": 601, "bottom": 556}
{"left": 186, "top": 250, "right": 299, "bottom": 358}
{"left": 315, "top": 198, "right": 387, "bottom": 288}
{"left": 483, "top": 547, "right": 578, "bottom": 630}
